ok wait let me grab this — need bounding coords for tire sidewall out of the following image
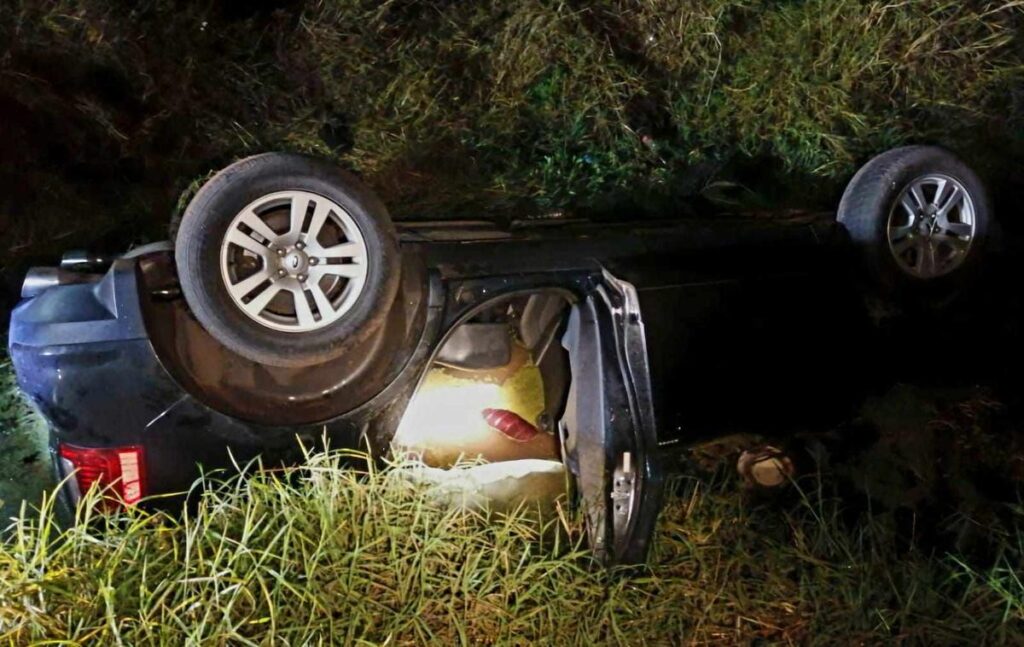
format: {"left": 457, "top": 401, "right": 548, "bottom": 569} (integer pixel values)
{"left": 175, "top": 153, "right": 400, "bottom": 367}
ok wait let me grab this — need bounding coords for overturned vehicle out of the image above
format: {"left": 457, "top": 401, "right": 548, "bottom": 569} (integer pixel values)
{"left": 8, "top": 147, "right": 998, "bottom": 563}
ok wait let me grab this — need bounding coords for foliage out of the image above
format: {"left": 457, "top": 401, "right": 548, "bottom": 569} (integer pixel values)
{"left": 2, "top": 0, "right": 1023, "bottom": 275}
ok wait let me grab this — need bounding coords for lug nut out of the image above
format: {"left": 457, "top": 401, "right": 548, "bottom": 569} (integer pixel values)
{"left": 277, "top": 248, "right": 286, "bottom": 257}
{"left": 296, "top": 241, "right": 305, "bottom": 250}
{"left": 309, "top": 258, "right": 319, "bottom": 265}
{"left": 277, "top": 269, "right": 287, "bottom": 277}
{"left": 297, "top": 274, "right": 307, "bottom": 282}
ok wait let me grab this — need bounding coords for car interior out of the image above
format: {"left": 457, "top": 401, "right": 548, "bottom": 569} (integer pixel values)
{"left": 389, "top": 290, "right": 576, "bottom": 512}
{"left": 392, "top": 292, "right": 572, "bottom": 467}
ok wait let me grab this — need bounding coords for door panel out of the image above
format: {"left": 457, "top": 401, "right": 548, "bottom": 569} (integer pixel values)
{"left": 559, "top": 274, "right": 663, "bottom": 564}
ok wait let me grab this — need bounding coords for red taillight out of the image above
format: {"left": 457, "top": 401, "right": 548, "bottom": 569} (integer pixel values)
{"left": 58, "top": 443, "right": 146, "bottom": 508}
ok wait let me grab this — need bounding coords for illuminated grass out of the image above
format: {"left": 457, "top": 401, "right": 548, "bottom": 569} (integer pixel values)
{"left": 1, "top": 451, "right": 1022, "bottom": 644}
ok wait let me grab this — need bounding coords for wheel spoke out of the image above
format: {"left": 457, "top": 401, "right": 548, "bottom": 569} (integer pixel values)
{"left": 899, "top": 194, "right": 918, "bottom": 220}
{"left": 288, "top": 194, "right": 312, "bottom": 241}
{"left": 892, "top": 235, "right": 916, "bottom": 255}
{"left": 909, "top": 183, "right": 927, "bottom": 211}
{"left": 289, "top": 286, "right": 316, "bottom": 328}
{"left": 931, "top": 178, "right": 948, "bottom": 209}
{"left": 318, "top": 241, "right": 362, "bottom": 260}
{"left": 309, "top": 263, "right": 364, "bottom": 280}
{"left": 227, "top": 268, "right": 272, "bottom": 299}
{"left": 238, "top": 209, "right": 280, "bottom": 244}
{"left": 305, "top": 201, "right": 332, "bottom": 244}
{"left": 308, "top": 282, "right": 335, "bottom": 317}
{"left": 935, "top": 186, "right": 963, "bottom": 224}
{"left": 946, "top": 236, "right": 971, "bottom": 254}
{"left": 917, "top": 241, "right": 936, "bottom": 276}
{"left": 243, "top": 283, "right": 285, "bottom": 316}
{"left": 942, "top": 222, "right": 972, "bottom": 238}
{"left": 889, "top": 225, "right": 914, "bottom": 241}
{"left": 226, "top": 229, "right": 272, "bottom": 257}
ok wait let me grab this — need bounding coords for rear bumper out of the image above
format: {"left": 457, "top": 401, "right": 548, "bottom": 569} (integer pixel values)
{"left": 8, "top": 260, "right": 363, "bottom": 501}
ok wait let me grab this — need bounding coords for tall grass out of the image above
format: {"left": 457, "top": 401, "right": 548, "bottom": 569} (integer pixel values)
{"left": 2, "top": 451, "right": 1022, "bottom": 645}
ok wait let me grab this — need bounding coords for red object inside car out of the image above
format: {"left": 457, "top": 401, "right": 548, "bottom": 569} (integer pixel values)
{"left": 58, "top": 443, "right": 145, "bottom": 507}
{"left": 482, "top": 408, "right": 540, "bottom": 442}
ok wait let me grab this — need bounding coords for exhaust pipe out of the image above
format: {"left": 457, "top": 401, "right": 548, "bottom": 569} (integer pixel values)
{"left": 21, "top": 267, "right": 100, "bottom": 298}
{"left": 60, "top": 249, "right": 113, "bottom": 273}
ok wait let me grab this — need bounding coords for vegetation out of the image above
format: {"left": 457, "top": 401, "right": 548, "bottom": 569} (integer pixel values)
{"left": 0, "top": 359, "right": 50, "bottom": 523}
{"left": 0, "top": 446, "right": 1022, "bottom": 645}
{"left": 2, "top": 0, "right": 1023, "bottom": 277}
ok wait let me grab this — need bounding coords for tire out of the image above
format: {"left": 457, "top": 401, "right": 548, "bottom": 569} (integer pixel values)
{"left": 837, "top": 146, "right": 993, "bottom": 300}
{"left": 175, "top": 153, "right": 400, "bottom": 367}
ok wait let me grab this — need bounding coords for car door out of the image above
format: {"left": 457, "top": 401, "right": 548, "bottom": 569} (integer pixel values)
{"left": 559, "top": 271, "right": 664, "bottom": 564}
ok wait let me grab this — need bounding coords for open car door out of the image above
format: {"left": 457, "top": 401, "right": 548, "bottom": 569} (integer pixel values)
{"left": 560, "top": 270, "right": 664, "bottom": 564}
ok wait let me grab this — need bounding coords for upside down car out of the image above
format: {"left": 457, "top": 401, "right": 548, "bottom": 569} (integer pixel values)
{"left": 8, "top": 146, "right": 1001, "bottom": 563}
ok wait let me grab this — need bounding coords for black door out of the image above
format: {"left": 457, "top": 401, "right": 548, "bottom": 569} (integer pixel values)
{"left": 559, "top": 271, "right": 664, "bottom": 564}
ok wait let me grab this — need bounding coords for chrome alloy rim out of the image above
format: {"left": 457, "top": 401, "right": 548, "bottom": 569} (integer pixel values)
{"left": 886, "top": 174, "right": 976, "bottom": 279}
{"left": 219, "top": 190, "right": 368, "bottom": 332}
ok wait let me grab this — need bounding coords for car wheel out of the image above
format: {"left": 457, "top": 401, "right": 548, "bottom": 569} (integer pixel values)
{"left": 837, "top": 146, "right": 993, "bottom": 299}
{"left": 175, "top": 153, "right": 400, "bottom": 367}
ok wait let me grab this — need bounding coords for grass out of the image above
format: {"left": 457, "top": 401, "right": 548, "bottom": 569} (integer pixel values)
{"left": 1, "top": 448, "right": 1023, "bottom": 645}
{"left": 0, "top": 358, "right": 50, "bottom": 523}
{"left": 2, "top": 1, "right": 1024, "bottom": 277}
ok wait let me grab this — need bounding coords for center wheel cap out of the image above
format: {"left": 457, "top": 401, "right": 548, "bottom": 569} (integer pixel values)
{"left": 282, "top": 249, "right": 309, "bottom": 275}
